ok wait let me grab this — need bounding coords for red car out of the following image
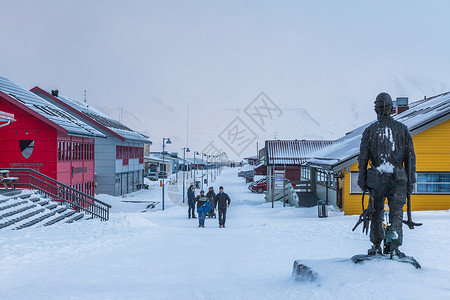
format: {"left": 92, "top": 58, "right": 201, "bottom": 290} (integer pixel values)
{"left": 248, "top": 177, "right": 295, "bottom": 193}
{"left": 248, "top": 178, "right": 267, "bottom": 193}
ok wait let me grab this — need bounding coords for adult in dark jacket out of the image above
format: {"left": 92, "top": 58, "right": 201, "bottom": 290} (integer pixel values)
{"left": 214, "top": 186, "right": 231, "bottom": 228}
{"left": 195, "top": 190, "right": 209, "bottom": 227}
{"left": 206, "top": 186, "right": 216, "bottom": 218}
{"left": 187, "top": 184, "right": 196, "bottom": 219}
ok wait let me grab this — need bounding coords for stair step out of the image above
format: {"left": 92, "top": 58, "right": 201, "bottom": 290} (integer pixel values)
{"left": 0, "top": 200, "right": 29, "bottom": 211}
{"left": 18, "top": 193, "right": 33, "bottom": 200}
{"left": 65, "top": 212, "right": 84, "bottom": 223}
{"left": 1, "top": 204, "right": 37, "bottom": 218}
{"left": 0, "top": 198, "right": 12, "bottom": 204}
{"left": 30, "top": 196, "right": 42, "bottom": 203}
{"left": 14, "top": 210, "right": 56, "bottom": 230}
{"left": 6, "top": 208, "right": 46, "bottom": 228}
{"left": 36, "top": 200, "right": 49, "bottom": 207}
{"left": 1, "top": 190, "right": 23, "bottom": 197}
{"left": 43, "top": 210, "right": 76, "bottom": 226}
{"left": 0, "top": 206, "right": 42, "bottom": 229}
{"left": 44, "top": 203, "right": 58, "bottom": 210}
{"left": 53, "top": 206, "right": 68, "bottom": 214}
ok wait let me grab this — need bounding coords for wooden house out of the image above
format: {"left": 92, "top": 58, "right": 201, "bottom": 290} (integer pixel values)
{"left": 255, "top": 140, "right": 337, "bottom": 181}
{"left": 0, "top": 76, "right": 105, "bottom": 196}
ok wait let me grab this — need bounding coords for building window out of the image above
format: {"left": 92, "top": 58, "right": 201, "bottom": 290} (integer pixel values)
{"left": 350, "top": 172, "right": 363, "bottom": 194}
{"left": 301, "top": 166, "right": 310, "bottom": 180}
{"left": 416, "top": 173, "right": 450, "bottom": 194}
{"left": 139, "top": 147, "right": 144, "bottom": 164}
{"left": 116, "top": 146, "right": 122, "bottom": 159}
{"left": 58, "top": 141, "right": 62, "bottom": 161}
{"left": 350, "top": 172, "right": 450, "bottom": 194}
{"left": 316, "top": 169, "right": 335, "bottom": 189}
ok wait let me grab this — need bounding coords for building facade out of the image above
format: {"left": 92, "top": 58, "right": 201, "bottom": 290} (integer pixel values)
{"left": 32, "top": 87, "right": 151, "bottom": 196}
{"left": 0, "top": 76, "right": 105, "bottom": 195}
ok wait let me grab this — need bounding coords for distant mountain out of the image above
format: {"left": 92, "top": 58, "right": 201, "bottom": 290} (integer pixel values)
{"left": 91, "top": 75, "right": 449, "bottom": 161}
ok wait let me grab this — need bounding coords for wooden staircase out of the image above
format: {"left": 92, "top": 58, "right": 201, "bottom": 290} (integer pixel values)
{"left": 0, "top": 191, "right": 85, "bottom": 230}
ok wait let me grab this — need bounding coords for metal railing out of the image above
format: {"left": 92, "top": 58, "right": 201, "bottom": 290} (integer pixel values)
{"left": 7, "top": 168, "right": 111, "bottom": 221}
{"left": 290, "top": 180, "right": 312, "bottom": 193}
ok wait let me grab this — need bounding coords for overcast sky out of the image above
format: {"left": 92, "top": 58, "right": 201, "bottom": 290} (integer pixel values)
{"left": 2, "top": 0, "right": 450, "bottom": 160}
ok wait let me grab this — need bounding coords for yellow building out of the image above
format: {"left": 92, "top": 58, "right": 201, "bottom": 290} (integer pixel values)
{"left": 308, "top": 92, "right": 450, "bottom": 215}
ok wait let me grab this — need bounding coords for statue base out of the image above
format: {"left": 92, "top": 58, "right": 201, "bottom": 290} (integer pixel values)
{"left": 351, "top": 254, "right": 421, "bottom": 269}
{"left": 292, "top": 260, "right": 318, "bottom": 282}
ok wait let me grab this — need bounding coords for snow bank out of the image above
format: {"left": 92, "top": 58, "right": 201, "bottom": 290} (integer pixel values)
{"left": 0, "top": 168, "right": 449, "bottom": 299}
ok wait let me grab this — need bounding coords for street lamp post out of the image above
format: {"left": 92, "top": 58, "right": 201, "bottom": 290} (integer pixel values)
{"left": 194, "top": 151, "right": 199, "bottom": 190}
{"left": 202, "top": 153, "right": 207, "bottom": 190}
{"left": 206, "top": 154, "right": 210, "bottom": 186}
{"left": 162, "top": 137, "right": 172, "bottom": 210}
{"left": 182, "top": 147, "right": 190, "bottom": 203}
{"left": 213, "top": 155, "right": 217, "bottom": 181}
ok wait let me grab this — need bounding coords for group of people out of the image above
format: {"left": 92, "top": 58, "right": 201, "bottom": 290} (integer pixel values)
{"left": 187, "top": 185, "right": 231, "bottom": 228}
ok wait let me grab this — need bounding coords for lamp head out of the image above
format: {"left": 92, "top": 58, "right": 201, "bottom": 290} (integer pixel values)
{"left": 166, "top": 138, "right": 172, "bottom": 144}
{"left": 186, "top": 147, "right": 190, "bottom": 152}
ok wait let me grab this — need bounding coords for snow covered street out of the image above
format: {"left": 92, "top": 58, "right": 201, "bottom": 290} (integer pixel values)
{"left": 1, "top": 167, "right": 450, "bottom": 299}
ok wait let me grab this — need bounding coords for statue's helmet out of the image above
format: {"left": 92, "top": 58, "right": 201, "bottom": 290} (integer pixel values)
{"left": 374, "top": 92, "right": 393, "bottom": 117}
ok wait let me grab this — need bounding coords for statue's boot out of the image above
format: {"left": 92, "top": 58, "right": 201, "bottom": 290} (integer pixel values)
{"left": 367, "top": 243, "right": 382, "bottom": 255}
{"left": 390, "top": 245, "right": 406, "bottom": 259}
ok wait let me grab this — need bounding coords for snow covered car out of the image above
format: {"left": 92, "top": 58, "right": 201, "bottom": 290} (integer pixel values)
{"left": 248, "top": 178, "right": 267, "bottom": 193}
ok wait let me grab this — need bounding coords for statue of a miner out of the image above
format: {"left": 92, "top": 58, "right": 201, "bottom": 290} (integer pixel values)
{"left": 357, "top": 92, "right": 419, "bottom": 259}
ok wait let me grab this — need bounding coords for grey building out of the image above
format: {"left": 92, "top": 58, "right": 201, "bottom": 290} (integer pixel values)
{"left": 32, "top": 87, "right": 151, "bottom": 196}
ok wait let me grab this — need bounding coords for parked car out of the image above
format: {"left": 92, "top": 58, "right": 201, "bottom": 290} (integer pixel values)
{"left": 248, "top": 177, "right": 295, "bottom": 193}
{"left": 248, "top": 178, "right": 267, "bottom": 193}
{"left": 148, "top": 171, "right": 158, "bottom": 181}
{"left": 158, "top": 171, "right": 168, "bottom": 178}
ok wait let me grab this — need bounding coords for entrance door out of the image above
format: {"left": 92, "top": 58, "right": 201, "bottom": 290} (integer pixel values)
{"left": 115, "top": 174, "right": 121, "bottom": 196}
{"left": 128, "top": 171, "right": 134, "bottom": 193}
{"left": 122, "top": 173, "right": 128, "bottom": 195}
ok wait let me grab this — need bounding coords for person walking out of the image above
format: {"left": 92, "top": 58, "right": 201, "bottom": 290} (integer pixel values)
{"left": 187, "top": 184, "right": 196, "bottom": 219}
{"left": 214, "top": 186, "right": 231, "bottom": 228}
{"left": 195, "top": 190, "right": 209, "bottom": 227}
{"left": 206, "top": 186, "right": 216, "bottom": 218}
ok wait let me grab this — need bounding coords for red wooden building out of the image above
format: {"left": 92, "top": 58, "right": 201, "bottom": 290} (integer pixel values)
{"left": 255, "top": 140, "right": 338, "bottom": 181}
{"left": 0, "top": 76, "right": 105, "bottom": 196}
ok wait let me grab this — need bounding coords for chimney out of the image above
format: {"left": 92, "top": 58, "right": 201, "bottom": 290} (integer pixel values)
{"left": 396, "top": 97, "right": 409, "bottom": 114}
{"left": 51, "top": 90, "right": 59, "bottom": 97}
{"left": 391, "top": 99, "right": 397, "bottom": 114}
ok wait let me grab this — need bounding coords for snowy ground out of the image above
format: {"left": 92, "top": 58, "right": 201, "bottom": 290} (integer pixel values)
{"left": 1, "top": 167, "right": 450, "bottom": 299}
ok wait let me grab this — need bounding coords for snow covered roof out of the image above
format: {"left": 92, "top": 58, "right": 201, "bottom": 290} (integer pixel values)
{"left": 266, "top": 140, "right": 338, "bottom": 165}
{"left": 144, "top": 154, "right": 165, "bottom": 163}
{"left": 308, "top": 91, "right": 450, "bottom": 171}
{"left": 0, "top": 77, "right": 105, "bottom": 138}
{"left": 31, "top": 87, "right": 150, "bottom": 143}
